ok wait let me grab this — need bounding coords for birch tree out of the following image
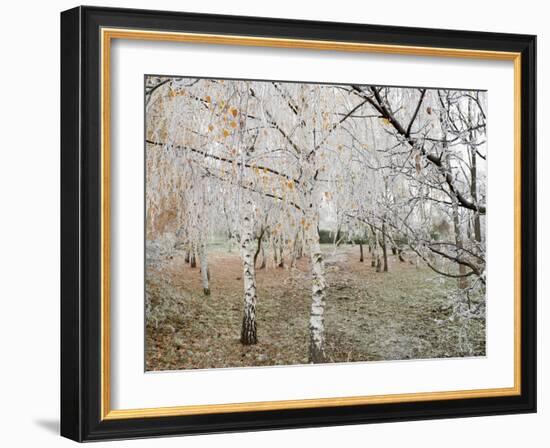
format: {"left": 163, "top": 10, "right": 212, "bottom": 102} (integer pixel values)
{"left": 145, "top": 75, "right": 488, "bottom": 360}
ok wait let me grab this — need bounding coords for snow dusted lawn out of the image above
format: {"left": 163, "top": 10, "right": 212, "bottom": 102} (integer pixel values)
{"left": 145, "top": 244, "right": 485, "bottom": 371}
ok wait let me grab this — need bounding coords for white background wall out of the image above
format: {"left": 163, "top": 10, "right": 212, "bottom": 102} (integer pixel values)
{"left": 0, "top": 0, "right": 546, "bottom": 446}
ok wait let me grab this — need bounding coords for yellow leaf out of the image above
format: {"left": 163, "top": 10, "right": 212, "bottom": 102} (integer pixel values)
{"left": 382, "top": 118, "right": 390, "bottom": 125}
{"left": 208, "top": 124, "right": 214, "bottom": 132}
{"left": 205, "top": 95, "right": 211, "bottom": 103}
{"left": 230, "top": 120, "right": 237, "bottom": 128}
{"left": 223, "top": 129, "right": 230, "bottom": 138}
{"left": 230, "top": 107, "right": 238, "bottom": 117}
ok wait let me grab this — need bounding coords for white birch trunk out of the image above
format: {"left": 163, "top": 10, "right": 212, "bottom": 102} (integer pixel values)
{"left": 240, "top": 199, "right": 258, "bottom": 345}
{"left": 290, "top": 229, "right": 301, "bottom": 268}
{"left": 445, "top": 142, "right": 468, "bottom": 289}
{"left": 199, "top": 241, "right": 210, "bottom": 295}
{"left": 306, "top": 208, "right": 327, "bottom": 363}
{"left": 371, "top": 229, "right": 380, "bottom": 269}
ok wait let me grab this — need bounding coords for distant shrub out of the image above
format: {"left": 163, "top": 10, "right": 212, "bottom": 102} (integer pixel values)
{"left": 318, "top": 229, "right": 351, "bottom": 245}
{"left": 318, "top": 229, "right": 334, "bottom": 244}
{"left": 392, "top": 235, "right": 408, "bottom": 246}
{"left": 351, "top": 235, "right": 369, "bottom": 245}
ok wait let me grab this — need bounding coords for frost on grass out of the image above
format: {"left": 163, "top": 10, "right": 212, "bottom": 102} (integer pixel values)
{"left": 145, "top": 245, "right": 486, "bottom": 370}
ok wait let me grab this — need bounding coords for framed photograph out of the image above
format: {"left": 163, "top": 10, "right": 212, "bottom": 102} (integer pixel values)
{"left": 60, "top": 6, "right": 536, "bottom": 442}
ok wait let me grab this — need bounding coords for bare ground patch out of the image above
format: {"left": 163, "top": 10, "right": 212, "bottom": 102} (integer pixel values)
{"left": 145, "top": 245, "right": 485, "bottom": 371}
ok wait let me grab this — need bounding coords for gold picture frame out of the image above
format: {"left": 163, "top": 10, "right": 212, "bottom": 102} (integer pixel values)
{"left": 61, "top": 6, "right": 536, "bottom": 441}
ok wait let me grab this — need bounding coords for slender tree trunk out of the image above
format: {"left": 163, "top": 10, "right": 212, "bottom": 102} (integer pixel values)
{"left": 452, "top": 199, "right": 468, "bottom": 289}
{"left": 189, "top": 246, "right": 196, "bottom": 268}
{"left": 291, "top": 230, "right": 300, "bottom": 267}
{"left": 184, "top": 249, "right": 190, "bottom": 264}
{"left": 359, "top": 242, "right": 364, "bottom": 262}
{"left": 272, "top": 239, "right": 278, "bottom": 268}
{"left": 240, "top": 199, "right": 258, "bottom": 345}
{"left": 253, "top": 227, "right": 266, "bottom": 269}
{"left": 259, "top": 245, "right": 266, "bottom": 269}
{"left": 468, "top": 98, "right": 482, "bottom": 244}
{"left": 381, "top": 220, "right": 388, "bottom": 272}
{"left": 471, "top": 164, "right": 482, "bottom": 243}
{"left": 198, "top": 241, "right": 210, "bottom": 295}
{"left": 297, "top": 229, "right": 304, "bottom": 259}
{"left": 370, "top": 226, "right": 378, "bottom": 267}
{"left": 373, "top": 227, "right": 381, "bottom": 272}
{"left": 227, "top": 232, "right": 234, "bottom": 253}
{"left": 307, "top": 210, "right": 327, "bottom": 364}
{"left": 445, "top": 150, "right": 468, "bottom": 290}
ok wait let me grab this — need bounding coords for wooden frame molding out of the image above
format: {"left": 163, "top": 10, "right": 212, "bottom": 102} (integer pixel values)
{"left": 100, "top": 27, "right": 522, "bottom": 421}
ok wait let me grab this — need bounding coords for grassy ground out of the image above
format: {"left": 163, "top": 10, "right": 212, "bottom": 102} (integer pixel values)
{"left": 145, "top": 244, "right": 485, "bottom": 371}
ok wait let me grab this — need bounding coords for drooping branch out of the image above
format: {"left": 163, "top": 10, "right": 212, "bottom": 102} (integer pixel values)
{"left": 350, "top": 85, "right": 486, "bottom": 214}
{"left": 194, "top": 161, "right": 303, "bottom": 212}
{"left": 314, "top": 98, "right": 369, "bottom": 151}
{"left": 146, "top": 139, "right": 300, "bottom": 185}
{"left": 406, "top": 89, "right": 426, "bottom": 137}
